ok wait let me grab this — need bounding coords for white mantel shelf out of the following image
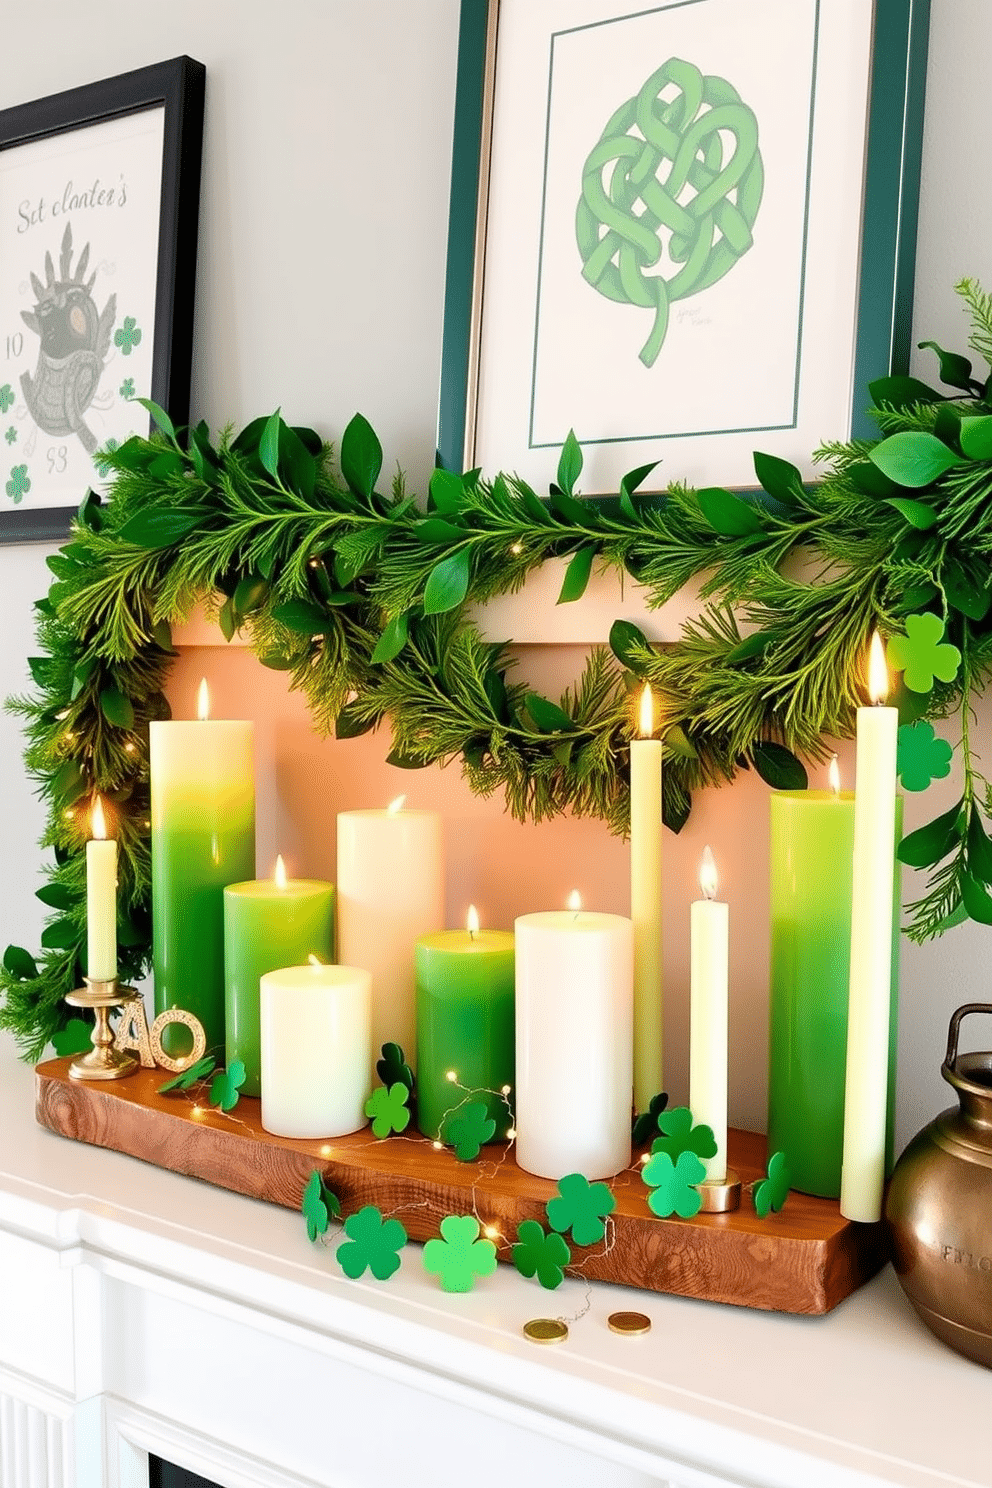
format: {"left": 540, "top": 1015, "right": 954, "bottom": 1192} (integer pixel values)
{"left": 0, "top": 1033, "right": 985, "bottom": 1488}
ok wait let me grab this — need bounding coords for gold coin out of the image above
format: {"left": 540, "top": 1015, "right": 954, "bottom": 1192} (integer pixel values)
{"left": 523, "top": 1317, "right": 568, "bottom": 1344}
{"left": 607, "top": 1310, "right": 651, "bottom": 1336}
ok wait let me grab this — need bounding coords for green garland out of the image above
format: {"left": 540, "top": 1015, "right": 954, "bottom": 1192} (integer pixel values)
{"left": 5, "top": 280, "right": 992, "bottom": 1060}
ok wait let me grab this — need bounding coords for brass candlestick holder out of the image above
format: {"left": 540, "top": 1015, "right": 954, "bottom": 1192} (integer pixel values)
{"left": 65, "top": 978, "right": 141, "bottom": 1081}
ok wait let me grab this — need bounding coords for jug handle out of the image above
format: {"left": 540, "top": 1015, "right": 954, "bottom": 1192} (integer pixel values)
{"left": 943, "top": 1002, "right": 992, "bottom": 1076}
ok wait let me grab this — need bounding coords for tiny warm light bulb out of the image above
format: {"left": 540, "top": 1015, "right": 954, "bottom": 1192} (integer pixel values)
{"left": 483, "top": 1225, "right": 499, "bottom": 1240}
{"left": 829, "top": 754, "right": 841, "bottom": 796}
{"left": 699, "top": 845, "right": 718, "bottom": 901}
{"left": 638, "top": 682, "right": 654, "bottom": 738}
{"left": 197, "top": 678, "right": 210, "bottom": 721}
{"left": 388, "top": 794, "right": 406, "bottom": 815}
{"left": 91, "top": 794, "right": 108, "bottom": 840}
{"left": 506, "top": 1126, "right": 516, "bottom": 1140}
{"left": 320, "top": 1145, "right": 333, "bottom": 1157}
{"left": 567, "top": 889, "right": 582, "bottom": 916}
{"left": 446, "top": 1069, "right": 458, "bottom": 1083}
{"left": 274, "top": 854, "right": 287, "bottom": 889}
{"left": 868, "top": 631, "right": 889, "bottom": 706}
{"left": 466, "top": 904, "right": 480, "bottom": 938}
{"left": 432, "top": 1140, "right": 444, "bottom": 1150}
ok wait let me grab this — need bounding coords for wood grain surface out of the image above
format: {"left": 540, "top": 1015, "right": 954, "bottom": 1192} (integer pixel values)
{"left": 35, "top": 1057, "right": 886, "bottom": 1314}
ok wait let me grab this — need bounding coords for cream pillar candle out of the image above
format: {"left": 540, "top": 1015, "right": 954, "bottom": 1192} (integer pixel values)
{"left": 336, "top": 797, "right": 443, "bottom": 1069}
{"left": 260, "top": 961, "right": 371, "bottom": 1138}
{"left": 841, "top": 634, "right": 899, "bottom": 1223}
{"left": 86, "top": 795, "right": 117, "bottom": 981}
{"left": 689, "top": 846, "right": 729, "bottom": 1184}
{"left": 630, "top": 683, "right": 663, "bottom": 1112}
{"left": 515, "top": 892, "right": 633, "bottom": 1181}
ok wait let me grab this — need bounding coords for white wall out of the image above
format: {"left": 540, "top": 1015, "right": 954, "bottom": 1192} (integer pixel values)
{"left": 2, "top": 0, "right": 991, "bottom": 1154}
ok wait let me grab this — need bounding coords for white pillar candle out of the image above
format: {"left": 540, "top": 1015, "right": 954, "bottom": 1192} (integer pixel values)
{"left": 515, "top": 894, "right": 633, "bottom": 1181}
{"left": 841, "top": 634, "right": 899, "bottom": 1223}
{"left": 86, "top": 795, "right": 117, "bottom": 982}
{"left": 689, "top": 846, "right": 729, "bottom": 1183}
{"left": 336, "top": 798, "right": 443, "bottom": 1069}
{"left": 630, "top": 683, "right": 664, "bottom": 1111}
{"left": 260, "top": 962, "right": 371, "bottom": 1138}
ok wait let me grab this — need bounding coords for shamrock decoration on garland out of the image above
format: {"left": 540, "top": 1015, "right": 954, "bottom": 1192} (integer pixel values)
{"left": 650, "top": 1106, "right": 717, "bottom": 1162}
{"left": 337, "top": 1205, "right": 408, "bottom": 1280}
{"left": 632, "top": 1091, "right": 669, "bottom": 1148}
{"left": 886, "top": 613, "right": 961, "bottom": 694}
{"left": 753, "top": 1152, "right": 791, "bottom": 1218}
{"left": 422, "top": 1215, "right": 498, "bottom": 1292}
{"left": 897, "top": 721, "right": 954, "bottom": 793}
{"left": 209, "top": 1060, "right": 246, "bottom": 1112}
{"left": 440, "top": 1100, "right": 497, "bottom": 1161}
{"left": 376, "top": 1041, "right": 415, "bottom": 1095}
{"left": 365, "top": 1081, "right": 412, "bottom": 1137}
{"left": 545, "top": 1172, "right": 616, "bottom": 1247}
{"left": 642, "top": 1150, "right": 707, "bottom": 1219}
{"left": 512, "top": 1220, "right": 570, "bottom": 1290}
{"left": 301, "top": 1170, "right": 341, "bottom": 1243}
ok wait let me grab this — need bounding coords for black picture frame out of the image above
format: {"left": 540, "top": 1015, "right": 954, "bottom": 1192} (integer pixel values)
{"left": 0, "top": 55, "right": 205, "bottom": 544}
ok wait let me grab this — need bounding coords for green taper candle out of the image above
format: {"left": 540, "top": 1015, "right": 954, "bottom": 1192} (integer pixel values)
{"left": 223, "top": 860, "right": 334, "bottom": 1096}
{"left": 150, "top": 687, "right": 254, "bottom": 1057}
{"left": 415, "top": 911, "right": 515, "bottom": 1142}
{"left": 768, "top": 782, "right": 900, "bottom": 1197}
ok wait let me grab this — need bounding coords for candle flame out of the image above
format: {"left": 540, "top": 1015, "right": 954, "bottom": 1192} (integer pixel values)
{"left": 388, "top": 794, "right": 406, "bottom": 815}
{"left": 868, "top": 632, "right": 889, "bottom": 705}
{"left": 699, "top": 845, "right": 718, "bottom": 901}
{"left": 197, "top": 678, "right": 210, "bottom": 721}
{"left": 567, "top": 889, "right": 582, "bottom": 915}
{"left": 638, "top": 682, "right": 654, "bottom": 738}
{"left": 308, "top": 953, "right": 323, "bottom": 968}
{"left": 274, "top": 854, "right": 287, "bottom": 889}
{"left": 829, "top": 755, "right": 841, "bottom": 796}
{"left": 91, "top": 795, "right": 107, "bottom": 841}
{"left": 466, "top": 904, "right": 480, "bottom": 937}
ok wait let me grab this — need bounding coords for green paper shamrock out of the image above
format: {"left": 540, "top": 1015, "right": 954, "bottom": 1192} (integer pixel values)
{"left": 423, "top": 1214, "right": 498, "bottom": 1293}
{"left": 336, "top": 1205, "right": 407, "bottom": 1280}
{"left": 753, "top": 1151, "right": 791, "bottom": 1218}
{"left": 119, "top": 377, "right": 135, "bottom": 399}
{"left": 157, "top": 1055, "right": 216, "bottom": 1093}
{"left": 632, "top": 1090, "right": 669, "bottom": 1147}
{"left": 440, "top": 1099, "right": 496, "bottom": 1161}
{"left": 887, "top": 613, "right": 961, "bottom": 693}
{"left": 512, "top": 1219, "right": 570, "bottom": 1289}
{"left": 651, "top": 1106, "right": 717, "bottom": 1162}
{"left": 300, "top": 1170, "right": 341, "bottom": 1242}
{"left": 546, "top": 1172, "right": 616, "bottom": 1246}
{"left": 376, "top": 1041, "right": 415, "bottom": 1094}
{"left": 209, "top": 1059, "right": 246, "bottom": 1112}
{"left": 364, "top": 1081, "right": 411, "bottom": 1137}
{"left": 0, "top": 384, "right": 14, "bottom": 413}
{"left": 51, "top": 1018, "right": 93, "bottom": 1056}
{"left": 6, "top": 464, "right": 30, "bottom": 503}
{"left": 94, "top": 439, "right": 120, "bottom": 479}
{"left": 897, "top": 720, "right": 954, "bottom": 792}
{"left": 114, "top": 316, "right": 142, "bottom": 355}
{"left": 4, "top": 427, "right": 16, "bottom": 446}
{"left": 642, "top": 1150, "right": 707, "bottom": 1218}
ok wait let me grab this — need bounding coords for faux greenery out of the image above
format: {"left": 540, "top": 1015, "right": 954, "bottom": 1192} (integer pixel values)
{"left": 5, "top": 282, "right": 992, "bottom": 1059}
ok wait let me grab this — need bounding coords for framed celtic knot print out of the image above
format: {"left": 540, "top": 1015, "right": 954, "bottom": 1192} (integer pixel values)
{"left": 438, "top": 0, "right": 931, "bottom": 493}
{"left": 0, "top": 56, "right": 204, "bottom": 542}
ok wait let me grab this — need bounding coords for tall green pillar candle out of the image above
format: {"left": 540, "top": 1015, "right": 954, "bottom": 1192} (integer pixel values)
{"left": 415, "top": 915, "right": 515, "bottom": 1142}
{"left": 223, "top": 863, "right": 334, "bottom": 1097}
{"left": 768, "top": 786, "right": 901, "bottom": 1197}
{"left": 150, "top": 698, "right": 255, "bottom": 1057}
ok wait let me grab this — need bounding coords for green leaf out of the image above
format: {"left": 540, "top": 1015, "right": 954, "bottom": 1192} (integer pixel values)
{"left": 918, "top": 341, "right": 979, "bottom": 393}
{"left": 257, "top": 650, "right": 295, "bottom": 670}
{"left": 272, "top": 599, "right": 336, "bottom": 634}
{"left": 413, "top": 517, "right": 465, "bottom": 544}
{"left": 958, "top": 416, "right": 992, "bottom": 461}
{"left": 41, "top": 919, "right": 79, "bottom": 950}
{"left": 619, "top": 461, "right": 657, "bottom": 501}
{"left": 869, "top": 431, "right": 962, "bottom": 488}
{"left": 423, "top": 548, "right": 470, "bottom": 615}
{"left": 664, "top": 724, "right": 697, "bottom": 759}
{"left": 335, "top": 702, "right": 375, "bottom": 739}
{"left": 549, "top": 489, "right": 588, "bottom": 524}
{"left": 868, "top": 374, "right": 942, "bottom": 409}
{"left": 152, "top": 619, "right": 175, "bottom": 653}
{"left": 885, "top": 497, "right": 939, "bottom": 530}
{"left": 258, "top": 409, "right": 282, "bottom": 479}
{"left": 847, "top": 460, "right": 898, "bottom": 497}
{"left": 371, "top": 611, "right": 409, "bottom": 664}
{"left": 118, "top": 507, "right": 207, "bottom": 549}
{"left": 278, "top": 421, "right": 317, "bottom": 499}
{"left": 753, "top": 451, "right": 803, "bottom": 504}
{"left": 483, "top": 668, "right": 509, "bottom": 722}
{"left": 147, "top": 451, "right": 186, "bottom": 481}
{"left": 100, "top": 688, "right": 135, "bottom": 729}
{"left": 943, "top": 557, "right": 992, "bottom": 621}
{"left": 961, "top": 872, "right": 992, "bottom": 925}
{"left": 725, "top": 630, "right": 775, "bottom": 665}
{"left": 934, "top": 403, "right": 963, "bottom": 449}
{"left": 36, "top": 883, "right": 79, "bottom": 910}
{"left": 752, "top": 742, "right": 808, "bottom": 790}
{"left": 515, "top": 479, "right": 553, "bottom": 526}
{"left": 340, "top": 412, "right": 383, "bottom": 498}
{"left": 385, "top": 748, "right": 429, "bottom": 770}
{"left": 609, "top": 618, "right": 652, "bottom": 674}
{"left": 697, "top": 486, "right": 764, "bottom": 535}
{"left": 557, "top": 429, "right": 583, "bottom": 496}
{"left": 428, "top": 467, "right": 465, "bottom": 515}
{"left": 233, "top": 573, "right": 269, "bottom": 616}
{"left": 967, "top": 811, "right": 992, "bottom": 887}
{"left": 52, "top": 759, "right": 87, "bottom": 806}
{"left": 897, "top": 798, "right": 963, "bottom": 868}
{"left": 557, "top": 544, "right": 596, "bottom": 604}
{"left": 133, "top": 396, "right": 177, "bottom": 442}
{"left": 524, "top": 692, "right": 573, "bottom": 733}
{"left": 218, "top": 597, "right": 236, "bottom": 642}
{"left": 3, "top": 945, "right": 38, "bottom": 979}
{"left": 77, "top": 489, "right": 103, "bottom": 531}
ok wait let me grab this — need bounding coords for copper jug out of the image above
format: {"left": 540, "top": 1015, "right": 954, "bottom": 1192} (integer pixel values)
{"left": 885, "top": 1003, "right": 992, "bottom": 1368}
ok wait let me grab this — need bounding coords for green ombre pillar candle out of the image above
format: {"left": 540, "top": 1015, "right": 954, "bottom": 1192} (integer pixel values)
{"left": 223, "top": 858, "right": 334, "bottom": 1096}
{"left": 415, "top": 909, "right": 515, "bottom": 1142}
{"left": 150, "top": 681, "right": 255, "bottom": 1057}
{"left": 768, "top": 775, "right": 901, "bottom": 1197}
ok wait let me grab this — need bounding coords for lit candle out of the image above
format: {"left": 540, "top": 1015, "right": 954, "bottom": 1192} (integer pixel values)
{"left": 336, "top": 796, "right": 443, "bottom": 1069}
{"left": 150, "top": 679, "right": 255, "bottom": 1057}
{"left": 515, "top": 891, "right": 633, "bottom": 1180}
{"left": 260, "top": 957, "right": 371, "bottom": 1138}
{"left": 223, "top": 855, "right": 334, "bottom": 1097}
{"left": 841, "top": 634, "right": 900, "bottom": 1223}
{"left": 630, "top": 682, "right": 664, "bottom": 1111}
{"left": 690, "top": 847, "right": 729, "bottom": 1184}
{"left": 415, "top": 905, "right": 515, "bottom": 1141}
{"left": 86, "top": 795, "right": 117, "bottom": 982}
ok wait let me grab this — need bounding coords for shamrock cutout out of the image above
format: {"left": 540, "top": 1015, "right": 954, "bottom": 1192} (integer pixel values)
{"left": 364, "top": 1081, "right": 411, "bottom": 1137}
{"left": 158, "top": 1055, "right": 216, "bottom": 1093}
{"left": 52, "top": 1018, "right": 93, "bottom": 1057}
{"left": 5, "top": 427, "right": 17, "bottom": 446}
{"left": 632, "top": 1090, "right": 669, "bottom": 1147}
{"left": 440, "top": 1100, "right": 496, "bottom": 1161}
{"left": 300, "top": 1170, "right": 340, "bottom": 1242}
{"left": 94, "top": 439, "right": 120, "bottom": 479}
{"left": 642, "top": 1150, "right": 707, "bottom": 1219}
{"left": 897, "top": 720, "right": 953, "bottom": 792}
{"left": 512, "top": 1219, "right": 570, "bottom": 1289}
{"left": 545, "top": 1172, "right": 616, "bottom": 1246}
{"left": 6, "top": 463, "right": 30, "bottom": 503}
{"left": 0, "top": 384, "right": 14, "bottom": 413}
{"left": 753, "top": 1151, "right": 791, "bottom": 1218}
{"left": 119, "top": 377, "right": 135, "bottom": 399}
{"left": 651, "top": 1106, "right": 717, "bottom": 1162}
{"left": 336, "top": 1205, "right": 407, "bottom": 1280}
{"left": 887, "top": 613, "right": 961, "bottom": 694}
{"left": 376, "top": 1041, "right": 415, "bottom": 1094}
{"left": 114, "top": 315, "right": 142, "bottom": 355}
{"left": 422, "top": 1214, "right": 498, "bottom": 1293}
{"left": 209, "top": 1060, "right": 246, "bottom": 1112}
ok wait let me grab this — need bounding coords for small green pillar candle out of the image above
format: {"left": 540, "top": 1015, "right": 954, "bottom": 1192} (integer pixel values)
{"left": 415, "top": 918, "right": 515, "bottom": 1142}
{"left": 224, "top": 866, "right": 335, "bottom": 1097}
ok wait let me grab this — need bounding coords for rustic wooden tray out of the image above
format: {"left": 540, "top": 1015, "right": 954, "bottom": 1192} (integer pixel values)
{"left": 35, "top": 1056, "right": 886, "bottom": 1314}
